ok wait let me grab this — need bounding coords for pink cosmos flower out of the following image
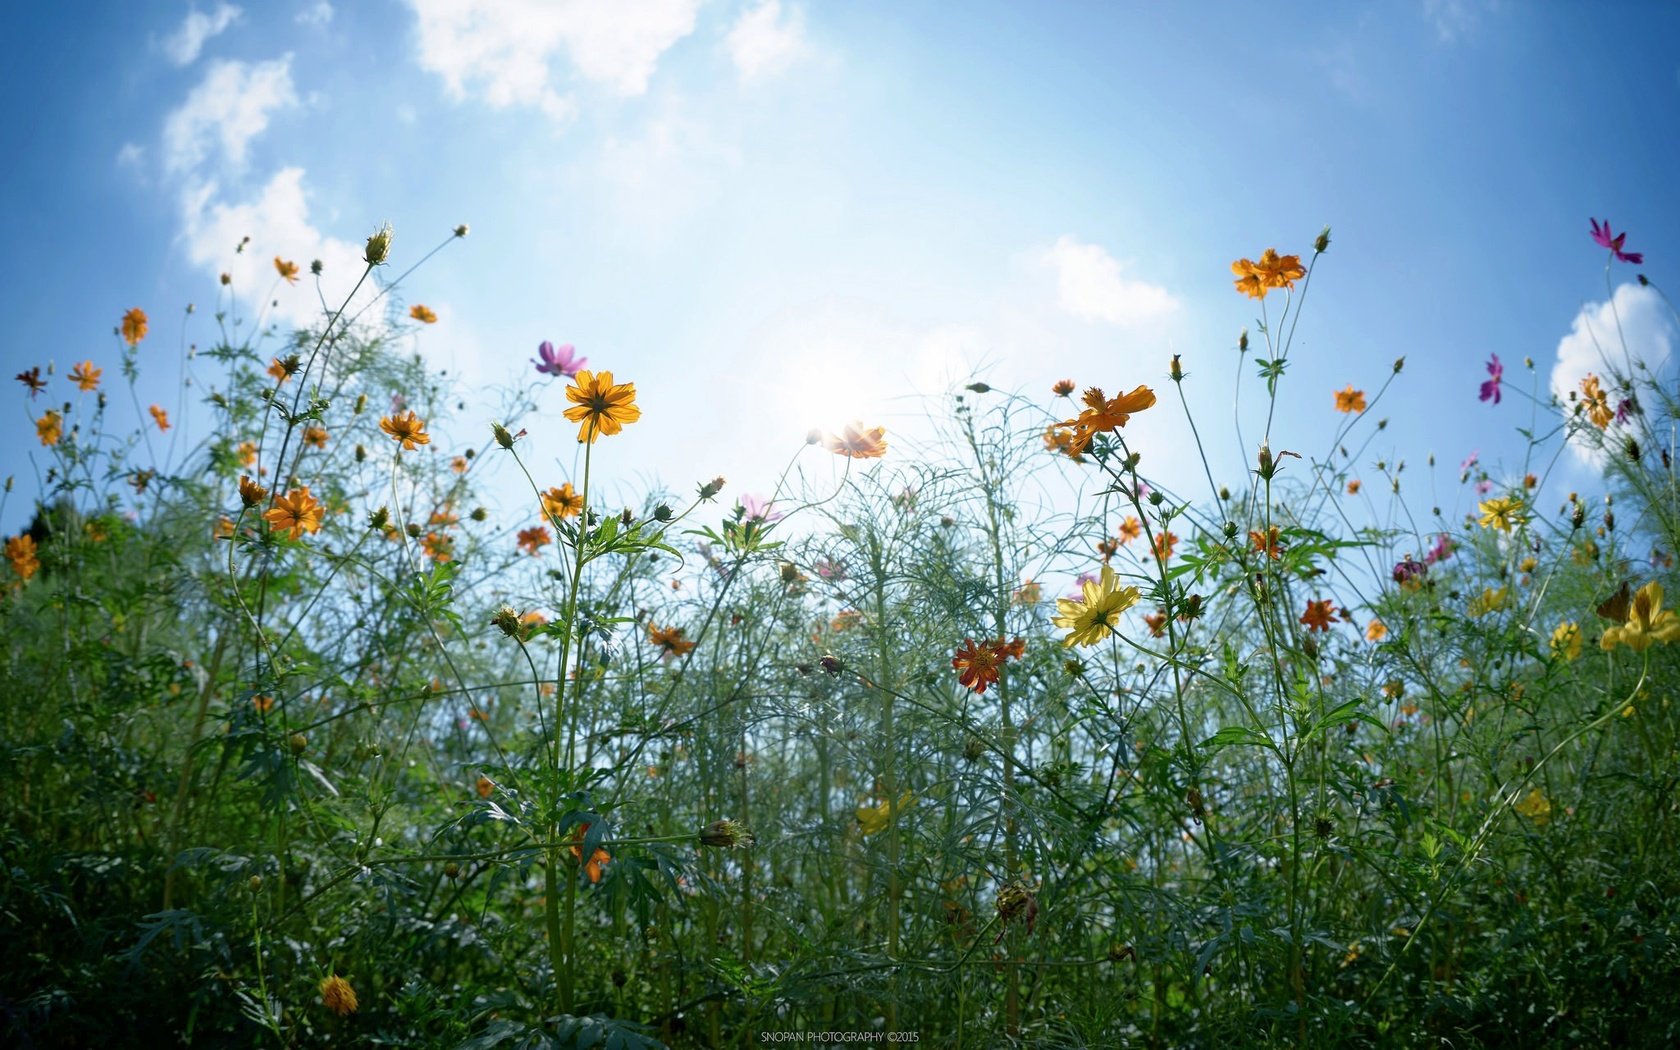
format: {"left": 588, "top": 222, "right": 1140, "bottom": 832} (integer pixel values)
{"left": 1590, "top": 218, "right": 1644, "bottom": 265}
{"left": 1425, "top": 533, "right": 1454, "bottom": 565}
{"left": 1479, "top": 354, "right": 1502, "bottom": 405}
{"left": 533, "top": 341, "right": 586, "bottom": 378}
{"left": 1068, "top": 572, "right": 1098, "bottom": 599}
{"left": 739, "top": 494, "right": 783, "bottom": 524}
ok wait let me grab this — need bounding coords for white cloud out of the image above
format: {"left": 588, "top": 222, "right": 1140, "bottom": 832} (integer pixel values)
{"left": 1551, "top": 282, "right": 1676, "bottom": 464}
{"left": 296, "top": 1, "right": 334, "bottom": 27}
{"left": 726, "top": 0, "right": 805, "bottom": 82}
{"left": 116, "top": 142, "right": 145, "bottom": 168}
{"left": 161, "top": 4, "right": 242, "bottom": 66}
{"left": 1041, "top": 235, "right": 1177, "bottom": 325}
{"left": 163, "top": 57, "right": 298, "bottom": 173}
{"left": 177, "top": 168, "right": 374, "bottom": 329}
{"left": 409, "top": 0, "right": 699, "bottom": 117}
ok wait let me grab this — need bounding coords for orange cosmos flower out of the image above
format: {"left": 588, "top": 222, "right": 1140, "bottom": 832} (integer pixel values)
{"left": 648, "top": 623, "right": 697, "bottom": 661}
{"left": 1118, "top": 516, "right": 1142, "bottom": 544}
{"left": 121, "top": 307, "right": 148, "bottom": 346}
{"left": 541, "top": 483, "right": 583, "bottom": 522}
{"left": 251, "top": 694, "right": 274, "bottom": 713}
{"left": 1250, "top": 525, "right": 1282, "bottom": 560}
{"left": 1580, "top": 374, "right": 1613, "bottom": 429}
{"left": 951, "top": 636, "right": 1026, "bottom": 694}
{"left": 68, "top": 361, "right": 102, "bottom": 391}
{"left": 266, "top": 357, "right": 296, "bottom": 384}
{"left": 1052, "top": 378, "right": 1076, "bottom": 397}
{"left": 1231, "top": 249, "right": 1306, "bottom": 299}
{"left": 5, "top": 535, "right": 40, "bottom": 582}
{"left": 1043, "top": 424, "right": 1084, "bottom": 462}
{"left": 15, "top": 366, "right": 45, "bottom": 397}
{"left": 825, "top": 420, "right": 888, "bottom": 459}
{"left": 1300, "top": 599, "right": 1336, "bottom": 633}
{"left": 149, "top": 405, "right": 171, "bottom": 432}
{"left": 237, "top": 441, "right": 258, "bottom": 467}
{"left": 264, "top": 487, "right": 325, "bottom": 540}
{"left": 213, "top": 516, "right": 235, "bottom": 540}
{"left": 830, "top": 608, "right": 864, "bottom": 632}
{"left": 421, "top": 532, "right": 454, "bottom": 563}
{"left": 1096, "top": 537, "right": 1119, "bottom": 563}
{"left": 1366, "top": 620, "right": 1388, "bottom": 642}
{"left": 1143, "top": 610, "right": 1167, "bottom": 637}
{"left": 274, "top": 257, "right": 299, "bottom": 284}
{"left": 570, "top": 824, "right": 611, "bottom": 883}
{"left": 1153, "top": 531, "right": 1178, "bottom": 563}
{"left": 380, "top": 410, "right": 430, "bottom": 450}
{"left": 302, "top": 426, "right": 328, "bottom": 449}
{"left": 238, "top": 475, "right": 268, "bottom": 507}
{"left": 1058, "top": 385, "right": 1156, "bottom": 452}
{"left": 516, "top": 525, "right": 552, "bottom": 555}
{"left": 409, "top": 304, "right": 437, "bottom": 324}
{"left": 476, "top": 775, "right": 494, "bottom": 799}
{"left": 451, "top": 455, "right": 468, "bottom": 473}
{"left": 563, "top": 370, "right": 641, "bottom": 444}
{"left": 319, "top": 975, "right": 357, "bottom": 1016}
{"left": 1346, "top": 479, "right": 1361, "bottom": 495}
{"left": 36, "top": 409, "right": 63, "bottom": 446}
{"left": 428, "top": 505, "right": 459, "bottom": 527}
{"left": 1334, "top": 386, "right": 1366, "bottom": 414}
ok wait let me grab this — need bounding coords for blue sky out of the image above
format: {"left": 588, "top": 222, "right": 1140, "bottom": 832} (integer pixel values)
{"left": 4, "top": 0, "right": 1679, "bottom": 544}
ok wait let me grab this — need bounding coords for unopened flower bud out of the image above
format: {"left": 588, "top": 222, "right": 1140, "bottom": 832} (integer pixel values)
{"left": 248, "top": 875, "right": 263, "bottom": 892}
{"left": 1393, "top": 357, "right": 1405, "bottom": 374}
{"left": 698, "top": 476, "right": 726, "bottom": 500}
{"left": 289, "top": 733, "right": 308, "bottom": 755}
{"left": 491, "top": 422, "right": 515, "bottom": 449}
{"left": 1315, "top": 225, "right": 1331, "bottom": 254}
{"left": 406, "top": 522, "right": 422, "bottom": 538}
{"left": 368, "top": 506, "right": 389, "bottom": 530}
{"left": 1223, "top": 521, "right": 1237, "bottom": 538}
{"left": 444, "top": 862, "right": 460, "bottom": 879}
{"left": 454, "top": 224, "right": 469, "bottom": 238}
{"left": 779, "top": 561, "right": 800, "bottom": 583}
{"left": 806, "top": 428, "right": 822, "bottom": 445}
{"left": 819, "top": 654, "right": 842, "bottom": 675}
{"left": 654, "top": 503, "right": 673, "bottom": 522}
{"left": 355, "top": 443, "right": 366, "bottom": 463}
{"left": 354, "top": 393, "right": 367, "bottom": 414}
{"left": 966, "top": 382, "right": 991, "bottom": 394}
{"left": 1238, "top": 328, "right": 1249, "bottom": 353}
{"left": 491, "top": 605, "right": 524, "bottom": 639}
{"left": 621, "top": 508, "right": 634, "bottom": 526}
{"left": 364, "top": 223, "right": 393, "bottom": 266}
{"left": 698, "top": 819, "right": 755, "bottom": 848}
{"left": 470, "top": 507, "right": 487, "bottom": 522}
{"left": 310, "top": 259, "right": 323, "bottom": 276}
{"left": 1170, "top": 355, "right": 1183, "bottom": 382}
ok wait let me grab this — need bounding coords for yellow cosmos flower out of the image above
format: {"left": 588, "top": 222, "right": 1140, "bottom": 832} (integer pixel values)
{"left": 1231, "top": 248, "right": 1306, "bottom": 299}
{"left": 1468, "top": 587, "right": 1508, "bottom": 618}
{"left": 1513, "top": 788, "right": 1551, "bottom": 825}
{"left": 121, "top": 307, "right": 148, "bottom": 346}
{"left": 409, "top": 304, "right": 437, "bottom": 324}
{"left": 1550, "top": 621, "right": 1581, "bottom": 661}
{"left": 149, "top": 405, "right": 171, "bottom": 432}
{"left": 68, "top": 361, "right": 102, "bottom": 391}
{"left": 824, "top": 420, "right": 888, "bottom": 459}
{"left": 563, "top": 370, "right": 641, "bottom": 444}
{"left": 36, "top": 409, "right": 63, "bottom": 446}
{"left": 1600, "top": 582, "right": 1680, "bottom": 652}
{"left": 857, "top": 791, "right": 915, "bottom": 836}
{"left": 1057, "top": 385, "right": 1155, "bottom": 452}
{"left": 1052, "top": 564, "right": 1141, "bottom": 648}
{"left": 274, "top": 257, "right": 299, "bottom": 284}
{"left": 1477, "top": 496, "right": 1524, "bottom": 531}
{"left": 1333, "top": 386, "right": 1367, "bottom": 414}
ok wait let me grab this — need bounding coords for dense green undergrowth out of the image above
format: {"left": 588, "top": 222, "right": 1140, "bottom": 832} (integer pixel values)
{"left": 4, "top": 226, "right": 1680, "bottom": 1047}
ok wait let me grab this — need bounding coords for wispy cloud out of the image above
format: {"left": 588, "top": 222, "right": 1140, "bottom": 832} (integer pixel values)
{"left": 726, "top": 0, "right": 805, "bottom": 83}
{"left": 1422, "top": 0, "right": 1497, "bottom": 43}
{"left": 1041, "top": 235, "right": 1177, "bottom": 325}
{"left": 163, "top": 57, "right": 298, "bottom": 173}
{"left": 296, "top": 1, "right": 334, "bottom": 27}
{"left": 408, "top": 0, "right": 699, "bottom": 120}
{"left": 160, "top": 4, "right": 242, "bottom": 66}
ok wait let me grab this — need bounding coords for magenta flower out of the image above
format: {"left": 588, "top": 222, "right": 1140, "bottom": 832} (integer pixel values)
{"left": 814, "top": 558, "right": 847, "bottom": 580}
{"left": 1590, "top": 218, "right": 1644, "bottom": 265}
{"left": 1392, "top": 556, "right": 1427, "bottom": 585}
{"left": 1616, "top": 397, "right": 1635, "bottom": 425}
{"left": 1475, "top": 479, "right": 1493, "bottom": 496}
{"left": 532, "top": 341, "right": 586, "bottom": 378}
{"left": 739, "top": 493, "right": 783, "bottom": 524}
{"left": 1478, "top": 354, "right": 1502, "bottom": 405}
{"left": 1425, "top": 533, "right": 1454, "bottom": 565}
{"left": 1068, "top": 572, "right": 1098, "bottom": 599}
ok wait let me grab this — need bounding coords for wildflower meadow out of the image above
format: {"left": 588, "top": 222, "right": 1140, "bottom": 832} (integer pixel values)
{"left": 4, "top": 213, "right": 1679, "bottom": 1049}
